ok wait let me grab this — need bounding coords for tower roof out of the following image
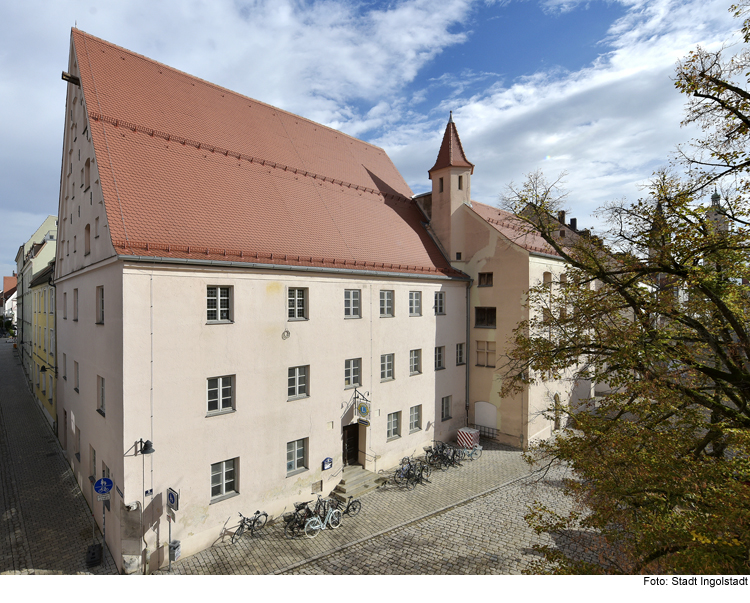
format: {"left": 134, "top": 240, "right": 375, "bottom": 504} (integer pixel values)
{"left": 428, "top": 113, "right": 474, "bottom": 177}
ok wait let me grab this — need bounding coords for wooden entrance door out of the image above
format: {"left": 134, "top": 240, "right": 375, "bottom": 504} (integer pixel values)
{"left": 343, "top": 424, "right": 359, "bottom": 466}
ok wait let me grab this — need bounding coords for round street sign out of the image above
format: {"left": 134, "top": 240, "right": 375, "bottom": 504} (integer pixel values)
{"left": 94, "top": 477, "right": 114, "bottom": 494}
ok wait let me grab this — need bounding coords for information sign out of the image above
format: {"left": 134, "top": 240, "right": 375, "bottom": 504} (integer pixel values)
{"left": 97, "top": 493, "right": 111, "bottom": 501}
{"left": 94, "top": 477, "right": 113, "bottom": 495}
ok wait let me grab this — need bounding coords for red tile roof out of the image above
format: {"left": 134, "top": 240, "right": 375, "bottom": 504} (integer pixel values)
{"left": 469, "top": 201, "right": 562, "bottom": 257}
{"left": 3, "top": 276, "right": 17, "bottom": 294}
{"left": 71, "top": 29, "right": 460, "bottom": 278}
{"left": 428, "top": 113, "right": 474, "bottom": 176}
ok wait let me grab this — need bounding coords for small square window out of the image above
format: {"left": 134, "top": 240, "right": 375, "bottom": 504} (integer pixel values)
{"left": 288, "top": 366, "right": 309, "bottom": 399}
{"left": 207, "top": 376, "right": 234, "bottom": 414}
{"left": 387, "top": 412, "right": 401, "bottom": 439}
{"left": 344, "top": 289, "right": 361, "bottom": 318}
{"left": 435, "top": 346, "right": 445, "bottom": 370}
{"left": 478, "top": 272, "right": 493, "bottom": 287}
{"left": 207, "top": 286, "right": 231, "bottom": 322}
{"left": 409, "top": 291, "right": 421, "bottom": 316}
{"left": 441, "top": 396, "right": 452, "bottom": 421}
{"left": 380, "top": 353, "right": 394, "bottom": 381}
{"left": 409, "top": 349, "right": 422, "bottom": 375}
{"left": 344, "top": 358, "right": 361, "bottom": 388}
{"left": 211, "top": 458, "right": 237, "bottom": 499}
{"left": 475, "top": 307, "right": 496, "bottom": 328}
{"left": 288, "top": 288, "right": 308, "bottom": 320}
{"left": 434, "top": 291, "right": 445, "bottom": 315}
{"left": 380, "top": 290, "right": 394, "bottom": 317}
{"left": 286, "top": 438, "right": 307, "bottom": 474}
{"left": 456, "top": 343, "right": 465, "bottom": 365}
{"left": 409, "top": 405, "right": 422, "bottom": 432}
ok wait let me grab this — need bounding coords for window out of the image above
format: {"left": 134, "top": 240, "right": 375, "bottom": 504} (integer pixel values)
{"left": 409, "top": 291, "right": 421, "bottom": 316}
{"left": 387, "top": 412, "right": 400, "bottom": 439}
{"left": 74, "top": 361, "right": 79, "bottom": 392}
{"left": 73, "top": 289, "right": 78, "bottom": 321}
{"left": 434, "top": 291, "right": 445, "bottom": 315}
{"left": 63, "top": 292, "right": 67, "bottom": 319}
{"left": 43, "top": 327, "right": 47, "bottom": 351}
{"left": 75, "top": 427, "right": 81, "bottom": 462}
{"left": 288, "top": 366, "right": 309, "bottom": 399}
{"left": 458, "top": 175, "right": 463, "bottom": 190}
{"left": 476, "top": 341, "right": 496, "bottom": 367}
{"left": 409, "top": 405, "right": 422, "bottom": 432}
{"left": 95, "top": 217, "right": 100, "bottom": 238}
{"left": 50, "top": 329, "right": 54, "bottom": 355}
{"left": 48, "top": 375, "right": 53, "bottom": 403}
{"left": 288, "top": 288, "right": 307, "bottom": 320}
{"left": 478, "top": 272, "right": 493, "bottom": 287}
{"left": 475, "top": 307, "right": 496, "bottom": 328}
{"left": 456, "top": 343, "right": 465, "bottom": 365}
{"left": 73, "top": 235, "right": 76, "bottom": 253}
{"left": 435, "top": 346, "right": 445, "bottom": 370}
{"left": 211, "top": 458, "right": 237, "bottom": 499}
{"left": 409, "top": 349, "right": 422, "bottom": 375}
{"left": 379, "top": 290, "right": 394, "bottom": 317}
{"left": 84, "top": 158, "right": 90, "bottom": 189}
{"left": 286, "top": 439, "right": 307, "bottom": 475}
{"left": 344, "top": 358, "right": 361, "bottom": 388}
{"left": 380, "top": 353, "right": 394, "bottom": 381}
{"left": 455, "top": 252, "right": 462, "bottom": 261}
{"left": 96, "top": 286, "right": 104, "bottom": 324}
{"left": 62, "top": 353, "right": 67, "bottom": 380}
{"left": 97, "top": 376, "right": 105, "bottom": 416}
{"left": 90, "top": 446, "right": 96, "bottom": 480}
{"left": 207, "top": 376, "right": 234, "bottom": 414}
{"left": 50, "top": 289, "right": 54, "bottom": 315}
{"left": 84, "top": 224, "right": 91, "bottom": 255}
{"left": 207, "top": 286, "right": 230, "bottom": 322}
{"left": 441, "top": 396, "right": 452, "bottom": 421}
{"left": 41, "top": 370, "right": 46, "bottom": 393}
{"left": 439, "top": 177, "right": 444, "bottom": 193}
{"left": 344, "top": 289, "right": 360, "bottom": 318}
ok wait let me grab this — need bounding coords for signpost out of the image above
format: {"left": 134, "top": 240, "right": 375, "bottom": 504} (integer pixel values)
{"left": 91, "top": 478, "right": 113, "bottom": 567}
{"left": 166, "top": 487, "right": 180, "bottom": 571}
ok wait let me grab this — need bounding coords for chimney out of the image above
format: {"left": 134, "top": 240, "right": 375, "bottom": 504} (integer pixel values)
{"left": 557, "top": 210, "right": 566, "bottom": 224}
{"left": 569, "top": 218, "right": 577, "bottom": 231}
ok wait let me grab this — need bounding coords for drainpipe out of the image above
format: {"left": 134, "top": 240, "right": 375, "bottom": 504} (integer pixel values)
{"left": 465, "top": 278, "right": 472, "bottom": 426}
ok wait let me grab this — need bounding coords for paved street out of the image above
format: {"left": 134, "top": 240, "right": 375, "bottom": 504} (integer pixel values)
{"left": 0, "top": 339, "right": 117, "bottom": 574}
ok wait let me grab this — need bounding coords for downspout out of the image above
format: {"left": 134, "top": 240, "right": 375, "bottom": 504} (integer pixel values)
{"left": 465, "top": 278, "right": 472, "bottom": 426}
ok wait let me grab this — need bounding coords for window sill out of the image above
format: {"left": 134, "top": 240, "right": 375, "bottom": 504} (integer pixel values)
{"left": 95, "top": 321, "right": 104, "bottom": 325}
{"left": 287, "top": 317, "right": 308, "bottom": 322}
{"left": 409, "top": 314, "right": 422, "bottom": 318}
{"left": 380, "top": 377, "right": 394, "bottom": 383}
{"left": 475, "top": 364, "right": 495, "bottom": 368}
{"left": 286, "top": 467, "right": 308, "bottom": 478}
{"left": 442, "top": 416, "right": 452, "bottom": 422}
{"left": 344, "top": 316, "right": 361, "bottom": 320}
{"left": 94, "top": 235, "right": 99, "bottom": 239}
{"left": 74, "top": 387, "right": 79, "bottom": 393}
{"left": 474, "top": 325, "right": 496, "bottom": 329}
{"left": 435, "top": 312, "right": 445, "bottom": 316}
{"left": 84, "top": 252, "right": 90, "bottom": 257}
{"left": 435, "top": 366, "right": 445, "bottom": 371}
{"left": 206, "top": 408, "right": 236, "bottom": 418}
{"left": 209, "top": 491, "right": 239, "bottom": 505}
{"left": 344, "top": 384, "right": 360, "bottom": 390}
{"left": 287, "top": 394, "right": 309, "bottom": 402}
{"left": 409, "top": 372, "right": 422, "bottom": 376}
{"left": 206, "top": 320, "right": 234, "bottom": 325}
{"left": 409, "top": 428, "right": 421, "bottom": 434}
{"left": 73, "top": 319, "right": 78, "bottom": 322}
{"left": 477, "top": 285, "right": 493, "bottom": 288}
{"left": 380, "top": 314, "right": 394, "bottom": 318}
{"left": 456, "top": 362, "right": 466, "bottom": 366}
{"left": 386, "top": 435, "right": 401, "bottom": 442}
{"left": 96, "top": 408, "right": 105, "bottom": 417}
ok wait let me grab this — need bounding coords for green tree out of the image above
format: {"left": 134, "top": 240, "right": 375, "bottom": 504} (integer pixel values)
{"left": 500, "top": 6, "right": 750, "bottom": 573}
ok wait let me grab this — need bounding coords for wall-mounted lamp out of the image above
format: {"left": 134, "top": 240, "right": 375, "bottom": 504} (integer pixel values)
{"left": 40, "top": 365, "right": 58, "bottom": 376}
{"left": 136, "top": 439, "right": 155, "bottom": 455}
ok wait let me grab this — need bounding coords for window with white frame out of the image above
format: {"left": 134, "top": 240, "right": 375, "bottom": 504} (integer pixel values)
{"left": 380, "top": 353, "right": 394, "bottom": 381}
{"left": 441, "top": 395, "right": 452, "bottom": 421}
{"left": 409, "top": 405, "right": 421, "bottom": 432}
{"left": 288, "top": 288, "right": 308, "bottom": 320}
{"left": 207, "top": 376, "right": 234, "bottom": 414}
{"left": 41, "top": 369, "right": 46, "bottom": 393}
{"left": 456, "top": 343, "right": 465, "bottom": 365}
{"left": 50, "top": 329, "right": 55, "bottom": 355}
{"left": 409, "top": 291, "right": 421, "bottom": 316}
{"left": 96, "top": 286, "right": 104, "bottom": 324}
{"left": 409, "top": 349, "right": 422, "bottom": 375}
{"left": 387, "top": 411, "right": 400, "bottom": 439}
{"left": 434, "top": 291, "right": 445, "bottom": 315}
{"left": 435, "top": 346, "right": 445, "bottom": 370}
{"left": 50, "top": 289, "right": 54, "bottom": 314}
{"left": 73, "top": 289, "right": 78, "bottom": 321}
{"left": 344, "top": 289, "right": 360, "bottom": 318}
{"left": 286, "top": 438, "right": 307, "bottom": 474}
{"left": 207, "top": 286, "right": 231, "bottom": 322}
{"left": 288, "top": 366, "right": 309, "bottom": 399}
{"left": 379, "top": 290, "right": 394, "bottom": 317}
{"left": 211, "top": 458, "right": 237, "bottom": 499}
{"left": 48, "top": 375, "right": 53, "bottom": 402}
{"left": 97, "top": 376, "right": 105, "bottom": 415}
{"left": 476, "top": 341, "right": 496, "bottom": 367}
{"left": 344, "top": 358, "right": 361, "bottom": 388}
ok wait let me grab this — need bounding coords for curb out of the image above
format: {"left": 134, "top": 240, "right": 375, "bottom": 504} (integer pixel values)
{"left": 273, "top": 468, "right": 538, "bottom": 575}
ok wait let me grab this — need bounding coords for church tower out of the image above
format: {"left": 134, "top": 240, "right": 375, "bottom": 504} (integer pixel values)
{"left": 428, "top": 112, "right": 474, "bottom": 262}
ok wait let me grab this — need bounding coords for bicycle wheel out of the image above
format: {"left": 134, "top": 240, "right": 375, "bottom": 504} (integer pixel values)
{"left": 421, "top": 463, "right": 432, "bottom": 479}
{"left": 284, "top": 520, "right": 298, "bottom": 539}
{"left": 348, "top": 500, "right": 362, "bottom": 517}
{"left": 329, "top": 509, "right": 342, "bottom": 529}
{"left": 405, "top": 476, "right": 416, "bottom": 491}
{"left": 394, "top": 468, "right": 405, "bottom": 485}
{"left": 252, "top": 512, "right": 268, "bottom": 534}
{"left": 305, "top": 517, "right": 322, "bottom": 538}
{"left": 231, "top": 523, "right": 245, "bottom": 544}
{"left": 473, "top": 448, "right": 482, "bottom": 460}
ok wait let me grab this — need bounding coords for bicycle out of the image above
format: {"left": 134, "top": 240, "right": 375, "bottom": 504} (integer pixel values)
{"left": 304, "top": 496, "right": 342, "bottom": 538}
{"left": 333, "top": 495, "right": 362, "bottom": 518}
{"left": 463, "top": 444, "right": 483, "bottom": 461}
{"left": 283, "top": 500, "right": 313, "bottom": 539}
{"left": 232, "top": 510, "right": 268, "bottom": 543}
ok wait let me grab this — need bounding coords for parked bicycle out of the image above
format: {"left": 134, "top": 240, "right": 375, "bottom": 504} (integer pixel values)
{"left": 462, "top": 444, "right": 483, "bottom": 461}
{"left": 304, "top": 495, "right": 342, "bottom": 538}
{"left": 332, "top": 495, "right": 362, "bottom": 518}
{"left": 232, "top": 510, "right": 268, "bottom": 543}
{"left": 283, "top": 500, "right": 313, "bottom": 539}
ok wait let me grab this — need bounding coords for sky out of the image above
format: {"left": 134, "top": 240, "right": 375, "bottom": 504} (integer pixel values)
{"left": 0, "top": 0, "right": 741, "bottom": 281}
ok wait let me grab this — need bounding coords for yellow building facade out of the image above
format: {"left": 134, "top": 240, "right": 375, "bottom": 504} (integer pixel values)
{"left": 30, "top": 262, "right": 57, "bottom": 430}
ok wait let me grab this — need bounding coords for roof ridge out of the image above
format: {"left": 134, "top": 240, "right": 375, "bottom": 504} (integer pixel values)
{"left": 73, "top": 28, "right": 388, "bottom": 154}
{"left": 87, "top": 110, "right": 413, "bottom": 203}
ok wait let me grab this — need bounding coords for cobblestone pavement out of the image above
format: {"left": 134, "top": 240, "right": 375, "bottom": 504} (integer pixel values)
{"left": 155, "top": 439, "right": 587, "bottom": 575}
{"left": 0, "top": 339, "right": 117, "bottom": 574}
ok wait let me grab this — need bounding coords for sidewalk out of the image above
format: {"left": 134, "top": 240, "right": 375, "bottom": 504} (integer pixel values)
{"left": 0, "top": 339, "right": 117, "bottom": 574}
{"left": 156, "top": 440, "right": 532, "bottom": 575}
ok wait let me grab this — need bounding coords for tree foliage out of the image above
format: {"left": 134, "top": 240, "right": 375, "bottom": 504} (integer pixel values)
{"left": 501, "top": 6, "right": 750, "bottom": 574}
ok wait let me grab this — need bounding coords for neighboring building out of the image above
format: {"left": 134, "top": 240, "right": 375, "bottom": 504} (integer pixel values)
{"left": 2, "top": 275, "right": 18, "bottom": 328}
{"left": 416, "top": 117, "right": 586, "bottom": 449}
{"left": 15, "top": 217, "right": 57, "bottom": 378}
{"left": 29, "top": 262, "right": 57, "bottom": 429}
{"left": 55, "top": 30, "right": 468, "bottom": 573}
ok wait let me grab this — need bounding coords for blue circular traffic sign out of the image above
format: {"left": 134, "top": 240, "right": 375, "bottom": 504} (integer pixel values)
{"left": 94, "top": 477, "right": 113, "bottom": 494}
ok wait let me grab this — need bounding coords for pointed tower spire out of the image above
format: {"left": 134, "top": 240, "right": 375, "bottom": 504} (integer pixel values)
{"left": 429, "top": 115, "right": 474, "bottom": 178}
